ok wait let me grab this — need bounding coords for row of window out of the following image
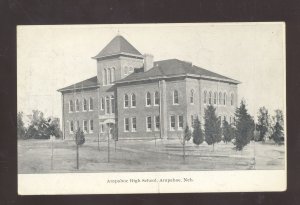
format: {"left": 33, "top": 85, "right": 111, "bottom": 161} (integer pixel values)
{"left": 100, "top": 96, "right": 115, "bottom": 114}
{"left": 123, "top": 115, "right": 184, "bottom": 132}
{"left": 69, "top": 120, "right": 93, "bottom": 133}
{"left": 103, "top": 68, "right": 115, "bottom": 85}
{"left": 69, "top": 98, "right": 93, "bottom": 112}
{"left": 124, "top": 92, "right": 160, "bottom": 108}
{"left": 204, "top": 91, "right": 234, "bottom": 106}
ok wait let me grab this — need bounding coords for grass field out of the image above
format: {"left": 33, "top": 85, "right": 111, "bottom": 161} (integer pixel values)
{"left": 18, "top": 138, "right": 285, "bottom": 174}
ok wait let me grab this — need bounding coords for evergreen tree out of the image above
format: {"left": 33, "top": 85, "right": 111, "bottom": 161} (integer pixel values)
{"left": 271, "top": 122, "right": 284, "bottom": 144}
{"left": 234, "top": 101, "right": 255, "bottom": 151}
{"left": 193, "top": 116, "right": 204, "bottom": 145}
{"left": 204, "top": 105, "right": 222, "bottom": 151}
{"left": 271, "top": 109, "right": 284, "bottom": 144}
{"left": 222, "top": 119, "right": 235, "bottom": 144}
{"left": 256, "top": 107, "right": 271, "bottom": 141}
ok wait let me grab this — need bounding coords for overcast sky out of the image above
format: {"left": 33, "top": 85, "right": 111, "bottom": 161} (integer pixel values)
{"left": 17, "top": 23, "right": 285, "bottom": 123}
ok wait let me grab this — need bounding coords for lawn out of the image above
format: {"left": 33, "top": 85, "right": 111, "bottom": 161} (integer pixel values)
{"left": 18, "top": 138, "right": 285, "bottom": 174}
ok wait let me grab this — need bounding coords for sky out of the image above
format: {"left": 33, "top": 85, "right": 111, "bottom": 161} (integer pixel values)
{"left": 17, "top": 23, "right": 285, "bottom": 124}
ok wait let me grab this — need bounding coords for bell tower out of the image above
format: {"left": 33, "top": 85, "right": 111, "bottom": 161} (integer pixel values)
{"left": 92, "top": 35, "right": 144, "bottom": 86}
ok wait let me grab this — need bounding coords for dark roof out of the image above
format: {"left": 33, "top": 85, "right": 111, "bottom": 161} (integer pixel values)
{"left": 92, "top": 35, "right": 142, "bottom": 59}
{"left": 57, "top": 76, "right": 98, "bottom": 92}
{"left": 116, "top": 59, "right": 240, "bottom": 84}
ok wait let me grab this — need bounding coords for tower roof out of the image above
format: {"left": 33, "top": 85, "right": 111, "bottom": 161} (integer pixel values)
{"left": 92, "top": 35, "right": 143, "bottom": 59}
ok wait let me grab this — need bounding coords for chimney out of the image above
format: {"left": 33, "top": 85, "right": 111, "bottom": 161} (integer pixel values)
{"left": 143, "top": 54, "right": 154, "bottom": 72}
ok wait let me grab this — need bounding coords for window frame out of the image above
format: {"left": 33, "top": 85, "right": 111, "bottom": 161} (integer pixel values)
{"left": 69, "top": 100, "right": 74, "bottom": 112}
{"left": 204, "top": 91, "right": 207, "bottom": 104}
{"left": 170, "top": 115, "right": 176, "bottom": 131}
{"left": 231, "top": 93, "right": 234, "bottom": 106}
{"left": 89, "top": 97, "right": 93, "bottom": 111}
{"left": 214, "top": 92, "right": 217, "bottom": 105}
{"left": 75, "top": 99, "right": 80, "bottom": 112}
{"left": 70, "top": 121, "right": 74, "bottom": 133}
{"left": 131, "top": 93, "right": 136, "bottom": 108}
{"left": 83, "top": 98, "right": 87, "bottom": 111}
{"left": 106, "top": 96, "right": 110, "bottom": 114}
{"left": 173, "top": 90, "right": 179, "bottom": 105}
{"left": 89, "top": 120, "right": 94, "bottom": 133}
{"left": 190, "top": 90, "right": 194, "bottom": 104}
{"left": 178, "top": 115, "right": 184, "bottom": 130}
{"left": 131, "top": 117, "right": 137, "bottom": 132}
{"left": 124, "top": 94, "right": 129, "bottom": 108}
{"left": 83, "top": 120, "right": 88, "bottom": 133}
{"left": 101, "top": 97, "right": 105, "bottom": 110}
{"left": 124, "top": 118, "right": 129, "bottom": 132}
{"left": 111, "top": 95, "right": 115, "bottom": 114}
{"left": 146, "top": 116, "right": 152, "bottom": 132}
{"left": 146, "top": 92, "right": 151, "bottom": 106}
{"left": 223, "top": 92, "right": 227, "bottom": 105}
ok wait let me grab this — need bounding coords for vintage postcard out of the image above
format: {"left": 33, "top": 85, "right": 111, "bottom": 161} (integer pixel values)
{"left": 17, "top": 23, "right": 286, "bottom": 194}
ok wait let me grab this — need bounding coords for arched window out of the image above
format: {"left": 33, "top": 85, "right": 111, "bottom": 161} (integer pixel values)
{"left": 190, "top": 90, "right": 194, "bottom": 104}
{"left": 231, "top": 93, "right": 234, "bottom": 106}
{"left": 108, "top": 68, "right": 111, "bottom": 84}
{"left": 173, "top": 90, "right": 179, "bottom": 104}
{"left": 208, "top": 91, "right": 212, "bottom": 105}
{"left": 223, "top": 92, "right": 227, "bottom": 105}
{"left": 124, "top": 66, "right": 128, "bottom": 75}
{"left": 131, "top": 93, "right": 136, "bottom": 107}
{"left": 111, "top": 95, "right": 115, "bottom": 114}
{"left": 83, "top": 99, "right": 87, "bottom": 111}
{"left": 75, "top": 99, "right": 80, "bottom": 111}
{"left": 69, "top": 100, "right": 74, "bottom": 112}
{"left": 204, "top": 91, "right": 207, "bottom": 104}
{"left": 154, "top": 91, "right": 159, "bottom": 105}
{"left": 124, "top": 94, "right": 129, "bottom": 108}
{"left": 146, "top": 92, "right": 151, "bottom": 106}
{"left": 106, "top": 96, "right": 110, "bottom": 113}
{"left": 214, "top": 92, "right": 217, "bottom": 105}
{"left": 111, "top": 67, "right": 115, "bottom": 83}
{"left": 89, "top": 98, "right": 93, "bottom": 110}
{"left": 219, "top": 92, "right": 222, "bottom": 105}
{"left": 103, "top": 69, "right": 107, "bottom": 85}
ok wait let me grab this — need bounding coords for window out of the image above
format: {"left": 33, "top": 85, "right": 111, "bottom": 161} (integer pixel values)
{"left": 219, "top": 92, "right": 222, "bottom": 105}
{"left": 146, "top": 116, "right": 152, "bottom": 131}
{"left": 224, "top": 116, "right": 227, "bottom": 122}
{"left": 155, "top": 116, "right": 160, "bottom": 130}
{"left": 83, "top": 120, "right": 88, "bottom": 133}
{"left": 132, "top": 117, "right": 136, "bottom": 132}
{"left": 106, "top": 96, "right": 110, "bottom": 113}
{"left": 131, "top": 94, "right": 136, "bottom": 107}
{"left": 214, "top": 92, "right": 217, "bottom": 105}
{"left": 231, "top": 93, "right": 234, "bottom": 106}
{"left": 154, "top": 91, "right": 160, "bottom": 106}
{"left": 208, "top": 91, "right": 212, "bottom": 105}
{"left": 101, "top": 97, "right": 105, "bottom": 110}
{"left": 229, "top": 116, "right": 232, "bottom": 124}
{"left": 173, "top": 90, "right": 179, "bottom": 104}
{"left": 76, "top": 120, "right": 80, "bottom": 131}
{"left": 83, "top": 99, "right": 87, "bottom": 111}
{"left": 204, "top": 91, "right": 207, "bottom": 104}
{"left": 191, "top": 115, "right": 194, "bottom": 128}
{"left": 223, "top": 92, "right": 227, "bottom": 105}
{"left": 124, "top": 118, "right": 129, "bottom": 132}
{"left": 108, "top": 68, "right": 111, "bottom": 84}
{"left": 75, "top": 99, "right": 80, "bottom": 111}
{"left": 103, "top": 69, "right": 107, "bottom": 85}
{"left": 69, "top": 100, "right": 74, "bottom": 112}
{"left": 111, "top": 68, "right": 115, "bottom": 83}
{"left": 70, "top": 121, "right": 74, "bottom": 132}
{"left": 90, "top": 120, "right": 94, "bottom": 132}
{"left": 170, "top": 115, "right": 176, "bottom": 131}
{"left": 111, "top": 95, "right": 115, "bottom": 114}
{"left": 178, "top": 115, "right": 183, "bottom": 130}
{"left": 190, "top": 90, "right": 194, "bottom": 104}
{"left": 146, "top": 92, "right": 151, "bottom": 106}
{"left": 124, "top": 94, "right": 129, "bottom": 108}
{"left": 100, "top": 124, "right": 104, "bottom": 133}
{"left": 124, "top": 66, "right": 128, "bottom": 75}
{"left": 89, "top": 98, "right": 93, "bottom": 110}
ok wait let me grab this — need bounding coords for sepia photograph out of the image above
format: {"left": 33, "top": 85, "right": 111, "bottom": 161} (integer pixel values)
{"left": 17, "top": 23, "right": 286, "bottom": 194}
